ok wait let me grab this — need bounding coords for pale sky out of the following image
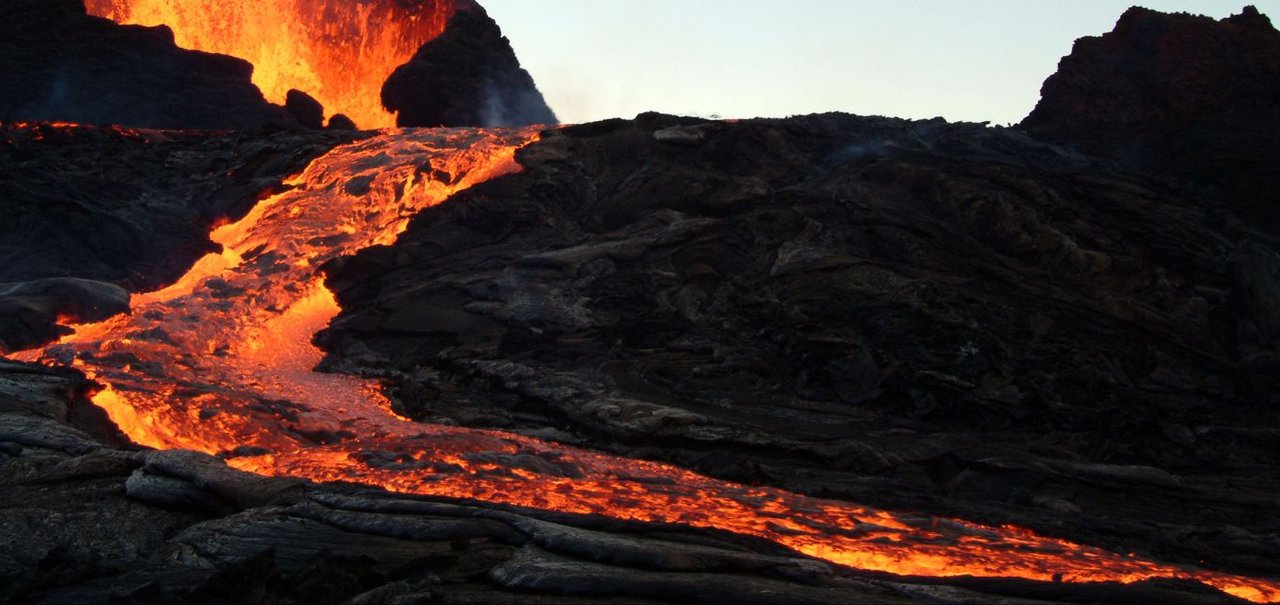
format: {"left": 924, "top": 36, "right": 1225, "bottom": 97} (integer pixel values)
{"left": 482, "top": 1, "right": 1279, "bottom": 125}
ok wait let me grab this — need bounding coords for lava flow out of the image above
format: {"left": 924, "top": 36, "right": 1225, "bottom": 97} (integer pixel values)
{"left": 83, "top": 0, "right": 472, "bottom": 128}
{"left": 16, "top": 128, "right": 1280, "bottom": 604}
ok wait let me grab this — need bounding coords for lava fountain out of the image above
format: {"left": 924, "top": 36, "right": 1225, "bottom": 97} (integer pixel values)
{"left": 83, "top": 0, "right": 474, "bottom": 128}
{"left": 16, "top": 128, "right": 1280, "bottom": 604}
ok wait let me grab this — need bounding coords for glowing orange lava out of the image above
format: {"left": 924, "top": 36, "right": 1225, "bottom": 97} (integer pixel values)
{"left": 1, "top": 120, "right": 146, "bottom": 143}
{"left": 83, "top": 0, "right": 473, "bottom": 129}
{"left": 16, "top": 128, "right": 1280, "bottom": 603}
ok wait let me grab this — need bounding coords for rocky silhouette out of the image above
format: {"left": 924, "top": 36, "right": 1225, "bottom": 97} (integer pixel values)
{"left": 382, "top": 8, "right": 558, "bottom": 127}
{"left": 1022, "top": 5, "right": 1280, "bottom": 225}
{"left": 1, "top": 0, "right": 555, "bottom": 131}
{"left": 0, "top": 0, "right": 296, "bottom": 130}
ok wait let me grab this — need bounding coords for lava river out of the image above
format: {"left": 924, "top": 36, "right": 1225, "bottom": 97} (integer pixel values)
{"left": 15, "top": 127, "right": 1280, "bottom": 603}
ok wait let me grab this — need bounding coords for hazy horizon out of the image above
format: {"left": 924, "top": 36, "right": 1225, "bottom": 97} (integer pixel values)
{"left": 483, "top": 1, "right": 1279, "bottom": 125}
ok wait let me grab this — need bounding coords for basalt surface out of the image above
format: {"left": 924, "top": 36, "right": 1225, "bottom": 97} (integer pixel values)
{"left": 317, "top": 113, "right": 1280, "bottom": 588}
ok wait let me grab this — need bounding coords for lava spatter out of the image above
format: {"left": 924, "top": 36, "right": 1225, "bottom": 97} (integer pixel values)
{"left": 84, "top": 0, "right": 472, "bottom": 128}
{"left": 20, "top": 128, "right": 1280, "bottom": 604}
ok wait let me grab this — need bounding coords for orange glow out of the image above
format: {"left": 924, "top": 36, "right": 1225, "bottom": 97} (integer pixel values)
{"left": 13, "top": 128, "right": 1280, "bottom": 603}
{"left": 83, "top": 0, "right": 472, "bottom": 128}
{"left": 1, "top": 120, "right": 149, "bottom": 143}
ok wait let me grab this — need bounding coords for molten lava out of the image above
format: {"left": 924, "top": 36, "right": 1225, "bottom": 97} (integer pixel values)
{"left": 16, "top": 128, "right": 1280, "bottom": 603}
{"left": 83, "top": 0, "right": 472, "bottom": 128}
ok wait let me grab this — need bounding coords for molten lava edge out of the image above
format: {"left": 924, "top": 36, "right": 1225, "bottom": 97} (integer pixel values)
{"left": 14, "top": 127, "right": 1280, "bottom": 604}
{"left": 83, "top": 0, "right": 469, "bottom": 128}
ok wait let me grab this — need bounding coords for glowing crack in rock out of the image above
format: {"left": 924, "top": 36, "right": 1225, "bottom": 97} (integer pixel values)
{"left": 17, "top": 127, "right": 1280, "bottom": 603}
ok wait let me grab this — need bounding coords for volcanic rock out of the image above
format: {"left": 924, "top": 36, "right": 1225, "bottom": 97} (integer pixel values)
{"left": 0, "top": 0, "right": 296, "bottom": 130}
{"left": 382, "top": 7, "right": 558, "bottom": 127}
{"left": 285, "top": 89, "right": 326, "bottom": 130}
{"left": 328, "top": 113, "right": 358, "bottom": 131}
{"left": 318, "top": 113, "right": 1280, "bottom": 581}
{"left": 0, "top": 279, "right": 129, "bottom": 353}
{"left": 1022, "top": 6, "right": 1280, "bottom": 225}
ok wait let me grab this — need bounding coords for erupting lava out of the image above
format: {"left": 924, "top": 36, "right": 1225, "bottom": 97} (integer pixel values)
{"left": 15, "top": 128, "right": 1280, "bottom": 603}
{"left": 83, "top": 0, "right": 472, "bottom": 128}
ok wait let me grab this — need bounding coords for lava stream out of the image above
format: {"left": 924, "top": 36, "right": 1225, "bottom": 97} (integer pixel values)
{"left": 17, "top": 128, "right": 1280, "bottom": 603}
{"left": 84, "top": 0, "right": 472, "bottom": 128}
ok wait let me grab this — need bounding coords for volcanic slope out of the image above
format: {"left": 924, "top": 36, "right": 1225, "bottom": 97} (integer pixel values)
{"left": 3, "top": 122, "right": 1278, "bottom": 605}
{"left": 80, "top": 0, "right": 555, "bottom": 130}
{"left": 317, "top": 113, "right": 1280, "bottom": 598}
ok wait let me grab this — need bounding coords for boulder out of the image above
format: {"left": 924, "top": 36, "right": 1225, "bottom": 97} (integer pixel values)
{"left": 285, "top": 89, "right": 326, "bottom": 130}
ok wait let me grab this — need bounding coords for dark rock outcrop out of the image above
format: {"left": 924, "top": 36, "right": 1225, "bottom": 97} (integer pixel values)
{"left": 285, "top": 89, "right": 326, "bottom": 130}
{"left": 0, "top": 279, "right": 129, "bottom": 353}
{"left": 0, "top": 0, "right": 296, "bottom": 130}
{"left": 1022, "top": 5, "right": 1280, "bottom": 225}
{"left": 382, "top": 7, "right": 557, "bottom": 127}
{"left": 318, "top": 113, "right": 1280, "bottom": 581}
{"left": 327, "top": 113, "right": 358, "bottom": 131}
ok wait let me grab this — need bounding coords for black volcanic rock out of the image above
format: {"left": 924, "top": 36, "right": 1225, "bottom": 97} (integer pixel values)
{"left": 318, "top": 113, "right": 1280, "bottom": 581}
{"left": 0, "top": 0, "right": 294, "bottom": 130}
{"left": 1022, "top": 6, "right": 1280, "bottom": 224}
{"left": 382, "top": 8, "right": 557, "bottom": 127}
{"left": 0, "top": 278, "right": 129, "bottom": 353}
{"left": 327, "top": 113, "right": 358, "bottom": 131}
{"left": 285, "top": 89, "right": 326, "bottom": 130}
